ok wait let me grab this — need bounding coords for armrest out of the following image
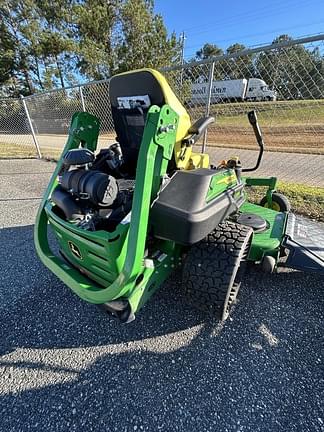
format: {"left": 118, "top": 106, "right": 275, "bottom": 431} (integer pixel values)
{"left": 188, "top": 116, "right": 215, "bottom": 135}
{"left": 183, "top": 116, "right": 215, "bottom": 146}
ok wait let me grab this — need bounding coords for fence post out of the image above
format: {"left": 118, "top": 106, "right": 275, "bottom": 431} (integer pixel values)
{"left": 79, "top": 86, "right": 86, "bottom": 112}
{"left": 21, "top": 96, "right": 42, "bottom": 159}
{"left": 202, "top": 61, "right": 215, "bottom": 153}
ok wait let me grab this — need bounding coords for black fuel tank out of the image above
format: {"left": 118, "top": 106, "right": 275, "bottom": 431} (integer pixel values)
{"left": 150, "top": 169, "right": 243, "bottom": 245}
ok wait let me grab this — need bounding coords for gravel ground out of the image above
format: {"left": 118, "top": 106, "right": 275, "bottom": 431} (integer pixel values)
{"left": 0, "top": 159, "right": 323, "bottom": 432}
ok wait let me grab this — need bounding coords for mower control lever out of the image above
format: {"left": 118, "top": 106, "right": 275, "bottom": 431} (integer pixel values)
{"left": 242, "top": 110, "right": 265, "bottom": 172}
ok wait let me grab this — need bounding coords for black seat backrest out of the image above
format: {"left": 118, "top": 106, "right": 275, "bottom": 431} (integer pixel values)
{"left": 109, "top": 70, "right": 166, "bottom": 174}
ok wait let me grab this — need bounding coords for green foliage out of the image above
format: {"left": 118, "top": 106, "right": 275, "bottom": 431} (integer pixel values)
{"left": 0, "top": 21, "right": 16, "bottom": 93}
{"left": 195, "top": 43, "right": 223, "bottom": 60}
{"left": 1, "top": 1, "right": 323, "bottom": 102}
{"left": 0, "top": 0, "right": 179, "bottom": 95}
{"left": 255, "top": 34, "right": 324, "bottom": 99}
{"left": 73, "top": 0, "right": 121, "bottom": 79}
{"left": 0, "top": 0, "right": 76, "bottom": 95}
{"left": 190, "top": 35, "right": 324, "bottom": 99}
{"left": 116, "top": 0, "right": 178, "bottom": 73}
{"left": 223, "top": 43, "right": 254, "bottom": 79}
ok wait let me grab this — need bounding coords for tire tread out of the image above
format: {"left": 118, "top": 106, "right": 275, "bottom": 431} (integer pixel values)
{"left": 182, "top": 221, "right": 253, "bottom": 320}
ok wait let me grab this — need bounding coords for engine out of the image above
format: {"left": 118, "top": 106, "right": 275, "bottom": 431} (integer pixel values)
{"left": 51, "top": 145, "right": 134, "bottom": 231}
{"left": 60, "top": 169, "right": 119, "bottom": 208}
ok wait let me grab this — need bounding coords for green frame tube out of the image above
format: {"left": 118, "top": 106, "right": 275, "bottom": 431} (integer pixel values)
{"left": 244, "top": 176, "right": 277, "bottom": 207}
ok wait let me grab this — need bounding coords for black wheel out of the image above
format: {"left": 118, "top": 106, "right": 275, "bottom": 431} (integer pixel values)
{"left": 260, "top": 192, "right": 291, "bottom": 212}
{"left": 182, "top": 221, "right": 253, "bottom": 321}
{"left": 261, "top": 255, "right": 276, "bottom": 273}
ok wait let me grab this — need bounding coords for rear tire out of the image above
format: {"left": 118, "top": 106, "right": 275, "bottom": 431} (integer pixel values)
{"left": 182, "top": 221, "right": 253, "bottom": 321}
{"left": 260, "top": 192, "right": 291, "bottom": 212}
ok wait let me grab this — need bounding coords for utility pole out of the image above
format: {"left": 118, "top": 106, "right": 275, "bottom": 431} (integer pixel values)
{"left": 179, "top": 31, "right": 186, "bottom": 88}
{"left": 180, "top": 31, "right": 186, "bottom": 66}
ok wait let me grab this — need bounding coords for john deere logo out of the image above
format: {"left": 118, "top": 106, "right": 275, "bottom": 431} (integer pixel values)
{"left": 68, "top": 241, "right": 82, "bottom": 259}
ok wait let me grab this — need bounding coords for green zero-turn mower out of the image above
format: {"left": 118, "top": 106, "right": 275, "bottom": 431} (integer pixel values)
{"left": 34, "top": 68, "right": 324, "bottom": 323}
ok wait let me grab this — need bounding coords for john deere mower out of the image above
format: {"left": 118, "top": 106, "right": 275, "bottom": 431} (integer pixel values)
{"left": 34, "top": 68, "right": 324, "bottom": 323}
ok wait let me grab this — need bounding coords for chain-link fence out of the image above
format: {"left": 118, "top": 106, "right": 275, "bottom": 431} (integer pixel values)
{"left": 163, "top": 34, "right": 324, "bottom": 186}
{"left": 0, "top": 98, "right": 37, "bottom": 158}
{"left": 0, "top": 34, "right": 323, "bottom": 186}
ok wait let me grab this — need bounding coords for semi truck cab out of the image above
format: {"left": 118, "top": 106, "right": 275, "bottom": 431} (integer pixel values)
{"left": 246, "top": 78, "right": 276, "bottom": 101}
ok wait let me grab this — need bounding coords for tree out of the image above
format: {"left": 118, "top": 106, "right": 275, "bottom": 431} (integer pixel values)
{"left": 116, "top": 0, "right": 178, "bottom": 73}
{"left": 0, "top": 0, "right": 179, "bottom": 95}
{"left": 306, "top": 47, "right": 324, "bottom": 99}
{"left": 0, "top": 0, "right": 77, "bottom": 95}
{"left": 195, "top": 43, "right": 223, "bottom": 60}
{"left": 36, "top": 0, "right": 78, "bottom": 89}
{"left": 192, "top": 42, "right": 255, "bottom": 80}
{"left": 254, "top": 34, "right": 324, "bottom": 99}
{"left": 224, "top": 43, "right": 253, "bottom": 79}
{"left": 0, "top": 21, "right": 16, "bottom": 96}
{"left": 0, "top": 0, "right": 37, "bottom": 95}
{"left": 72, "top": 0, "right": 121, "bottom": 80}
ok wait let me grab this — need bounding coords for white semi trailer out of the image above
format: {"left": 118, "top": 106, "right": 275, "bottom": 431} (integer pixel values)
{"left": 190, "top": 78, "right": 276, "bottom": 104}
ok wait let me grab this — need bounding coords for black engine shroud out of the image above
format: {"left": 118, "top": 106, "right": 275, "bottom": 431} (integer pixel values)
{"left": 60, "top": 169, "right": 118, "bottom": 208}
{"left": 51, "top": 148, "right": 134, "bottom": 230}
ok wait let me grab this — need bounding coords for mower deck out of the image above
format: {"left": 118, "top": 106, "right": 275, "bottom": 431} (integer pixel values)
{"left": 240, "top": 202, "right": 287, "bottom": 262}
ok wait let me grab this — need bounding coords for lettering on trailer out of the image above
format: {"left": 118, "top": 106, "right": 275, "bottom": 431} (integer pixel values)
{"left": 192, "top": 86, "right": 207, "bottom": 95}
{"left": 211, "top": 86, "right": 227, "bottom": 94}
{"left": 192, "top": 84, "right": 233, "bottom": 97}
{"left": 192, "top": 85, "right": 227, "bottom": 95}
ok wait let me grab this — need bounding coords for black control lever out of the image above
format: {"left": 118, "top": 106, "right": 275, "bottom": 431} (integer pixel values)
{"left": 242, "top": 110, "right": 265, "bottom": 173}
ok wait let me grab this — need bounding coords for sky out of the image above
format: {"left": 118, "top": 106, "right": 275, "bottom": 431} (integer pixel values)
{"left": 154, "top": 0, "right": 324, "bottom": 60}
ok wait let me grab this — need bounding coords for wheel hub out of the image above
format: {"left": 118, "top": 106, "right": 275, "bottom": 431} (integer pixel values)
{"left": 237, "top": 213, "right": 267, "bottom": 232}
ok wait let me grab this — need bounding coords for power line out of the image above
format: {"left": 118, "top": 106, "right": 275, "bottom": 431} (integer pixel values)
{"left": 182, "top": 0, "right": 315, "bottom": 35}
{"left": 183, "top": 23, "right": 324, "bottom": 59}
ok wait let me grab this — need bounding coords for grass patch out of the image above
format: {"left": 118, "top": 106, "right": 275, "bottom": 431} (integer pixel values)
{"left": 215, "top": 101, "right": 324, "bottom": 127}
{"left": 40, "top": 149, "right": 62, "bottom": 160}
{"left": 0, "top": 143, "right": 37, "bottom": 158}
{"left": 193, "top": 99, "right": 324, "bottom": 127}
{"left": 0, "top": 143, "right": 61, "bottom": 159}
{"left": 246, "top": 180, "right": 324, "bottom": 222}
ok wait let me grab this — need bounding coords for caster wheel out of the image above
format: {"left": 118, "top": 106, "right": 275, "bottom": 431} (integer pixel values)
{"left": 261, "top": 255, "right": 276, "bottom": 273}
{"left": 260, "top": 192, "right": 291, "bottom": 212}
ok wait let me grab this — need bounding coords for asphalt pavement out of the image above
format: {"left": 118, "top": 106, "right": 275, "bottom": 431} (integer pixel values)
{"left": 0, "top": 159, "right": 323, "bottom": 432}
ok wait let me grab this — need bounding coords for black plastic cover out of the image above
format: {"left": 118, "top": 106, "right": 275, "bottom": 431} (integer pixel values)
{"left": 150, "top": 169, "right": 243, "bottom": 245}
{"left": 60, "top": 169, "right": 119, "bottom": 208}
{"left": 51, "top": 186, "right": 84, "bottom": 220}
{"left": 63, "top": 148, "right": 94, "bottom": 167}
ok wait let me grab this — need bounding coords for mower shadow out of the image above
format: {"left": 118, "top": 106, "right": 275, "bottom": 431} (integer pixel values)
{"left": 0, "top": 224, "right": 323, "bottom": 354}
{"left": 1, "top": 225, "right": 323, "bottom": 431}
{"left": 0, "top": 224, "right": 206, "bottom": 355}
